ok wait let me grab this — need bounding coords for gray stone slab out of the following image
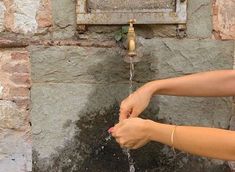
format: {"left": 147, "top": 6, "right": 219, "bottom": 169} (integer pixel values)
{"left": 157, "top": 96, "right": 233, "bottom": 128}
{"left": 31, "top": 83, "right": 131, "bottom": 159}
{"left": 32, "top": 84, "right": 233, "bottom": 158}
{"left": 31, "top": 38, "right": 234, "bottom": 83}
{"left": 144, "top": 38, "right": 234, "bottom": 78}
{"left": 32, "top": 82, "right": 233, "bottom": 171}
{"left": 51, "top": 0, "right": 77, "bottom": 39}
{"left": 187, "top": 0, "right": 212, "bottom": 38}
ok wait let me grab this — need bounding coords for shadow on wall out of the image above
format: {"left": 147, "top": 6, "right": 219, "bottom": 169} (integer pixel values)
{"left": 31, "top": 45, "right": 231, "bottom": 172}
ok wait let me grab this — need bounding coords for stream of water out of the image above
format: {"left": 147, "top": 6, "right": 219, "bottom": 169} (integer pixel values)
{"left": 104, "top": 57, "right": 136, "bottom": 172}
{"left": 123, "top": 57, "right": 135, "bottom": 172}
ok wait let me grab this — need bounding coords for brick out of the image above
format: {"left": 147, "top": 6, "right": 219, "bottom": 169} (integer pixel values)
{"left": 0, "top": 50, "right": 31, "bottom": 106}
{"left": 11, "top": 52, "right": 29, "bottom": 61}
{"left": 9, "top": 87, "right": 30, "bottom": 97}
{"left": 2, "top": 63, "right": 30, "bottom": 74}
{"left": 13, "top": 97, "right": 30, "bottom": 110}
{"left": 10, "top": 73, "right": 31, "bottom": 86}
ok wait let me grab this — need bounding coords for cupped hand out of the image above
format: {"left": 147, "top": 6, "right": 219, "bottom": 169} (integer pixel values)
{"left": 110, "top": 118, "right": 152, "bottom": 149}
{"left": 119, "top": 83, "right": 153, "bottom": 121}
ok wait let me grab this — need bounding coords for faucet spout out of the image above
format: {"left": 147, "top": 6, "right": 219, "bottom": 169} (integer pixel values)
{"left": 127, "top": 19, "right": 136, "bottom": 57}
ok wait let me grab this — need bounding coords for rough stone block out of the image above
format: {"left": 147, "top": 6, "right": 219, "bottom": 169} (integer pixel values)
{"left": 144, "top": 38, "right": 234, "bottom": 78}
{"left": 1, "top": 0, "right": 52, "bottom": 34}
{"left": 187, "top": 0, "right": 212, "bottom": 38}
{"left": 31, "top": 38, "right": 234, "bottom": 83}
{"left": 213, "top": 0, "right": 235, "bottom": 40}
{"left": 51, "top": 0, "right": 77, "bottom": 39}
{"left": 36, "top": 0, "right": 52, "bottom": 29}
{"left": 0, "top": 129, "right": 31, "bottom": 172}
{"left": 31, "top": 82, "right": 232, "bottom": 171}
{"left": 0, "top": 1, "right": 5, "bottom": 32}
{"left": 157, "top": 96, "right": 233, "bottom": 128}
{"left": 0, "top": 101, "right": 27, "bottom": 130}
{"left": 31, "top": 83, "right": 131, "bottom": 159}
{"left": 3, "top": 0, "right": 40, "bottom": 34}
{"left": 230, "top": 115, "right": 235, "bottom": 130}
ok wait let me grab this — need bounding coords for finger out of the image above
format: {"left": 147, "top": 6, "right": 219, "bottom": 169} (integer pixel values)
{"left": 131, "top": 144, "right": 140, "bottom": 150}
{"left": 123, "top": 143, "right": 136, "bottom": 149}
{"left": 111, "top": 131, "right": 117, "bottom": 137}
{"left": 115, "top": 138, "right": 120, "bottom": 143}
{"left": 115, "top": 138, "right": 125, "bottom": 148}
{"left": 108, "top": 127, "right": 114, "bottom": 133}
{"left": 130, "top": 108, "right": 140, "bottom": 118}
{"left": 111, "top": 123, "right": 122, "bottom": 137}
{"left": 119, "top": 108, "right": 130, "bottom": 121}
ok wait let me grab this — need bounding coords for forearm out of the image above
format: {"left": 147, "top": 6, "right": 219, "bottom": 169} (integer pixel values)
{"left": 147, "top": 121, "right": 235, "bottom": 161}
{"left": 146, "top": 70, "right": 235, "bottom": 97}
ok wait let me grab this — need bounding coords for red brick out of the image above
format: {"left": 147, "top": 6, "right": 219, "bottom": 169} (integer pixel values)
{"left": 11, "top": 52, "right": 29, "bottom": 61}
{"left": 2, "top": 63, "right": 30, "bottom": 74}
{"left": 10, "top": 73, "right": 31, "bottom": 86}
{"left": 9, "top": 87, "right": 30, "bottom": 97}
{"left": 14, "top": 97, "right": 31, "bottom": 109}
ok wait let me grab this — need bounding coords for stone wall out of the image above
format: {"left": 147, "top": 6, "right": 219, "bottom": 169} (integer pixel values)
{"left": 0, "top": 0, "right": 235, "bottom": 171}
{"left": 0, "top": 48, "right": 31, "bottom": 171}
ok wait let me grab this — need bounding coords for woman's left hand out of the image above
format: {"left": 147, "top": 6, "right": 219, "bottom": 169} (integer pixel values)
{"left": 110, "top": 118, "right": 152, "bottom": 149}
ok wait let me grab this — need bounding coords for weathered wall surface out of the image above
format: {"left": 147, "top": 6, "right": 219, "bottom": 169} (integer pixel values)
{"left": 213, "top": 0, "right": 235, "bottom": 40}
{"left": 0, "top": 0, "right": 235, "bottom": 171}
{"left": 30, "top": 39, "right": 234, "bottom": 172}
{"left": 0, "top": 0, "right": 52, "bottom": 34}
{"left": 0, "top": 48, "right": 31, "bottom": 171}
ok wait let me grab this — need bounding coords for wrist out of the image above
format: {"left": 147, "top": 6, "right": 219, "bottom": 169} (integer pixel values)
{"left": 144, "top": 120, "right": 175, "bottom": 146}
{"left": 144, "top": 119, "right": 159, "bottom": 141}
{"left": 144, "top": 81, "right": 162, "bottom": 97}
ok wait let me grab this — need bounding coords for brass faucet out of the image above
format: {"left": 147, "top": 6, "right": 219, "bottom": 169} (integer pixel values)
{"left": 127, "top": 19, "right": 136, "bottom": 57}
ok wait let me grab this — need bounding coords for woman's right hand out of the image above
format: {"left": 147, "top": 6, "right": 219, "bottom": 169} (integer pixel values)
{"left": 119, "top": 82, "right": 154, "bottom": 121}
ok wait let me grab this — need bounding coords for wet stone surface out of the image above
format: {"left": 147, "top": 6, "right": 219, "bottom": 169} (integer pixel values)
{"left": 32, "top": 105, "right": 230, "bottom": 172}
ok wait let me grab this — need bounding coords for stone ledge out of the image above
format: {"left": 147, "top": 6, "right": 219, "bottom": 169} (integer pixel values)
{"left": 0, "top": 38, "right": 117, "bottom": 48}
{"left": 0, "top": 38, "right": 29, "bottom": 48}
{"left": 31, "top": 40, "right": 116, "bottom": 48}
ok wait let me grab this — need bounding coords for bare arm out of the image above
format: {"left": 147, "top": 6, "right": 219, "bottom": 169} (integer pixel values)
{"left": 119, "top": 70, "right": 235, "bottom": 120}
{"left": 148, "top": 70, "right": 235, "bottom": 97}
{"left": 112, "top": 118, "right": 235, "bottom": 161}
{"left": 148, "top": 120, "right": 235, "bottom": 161}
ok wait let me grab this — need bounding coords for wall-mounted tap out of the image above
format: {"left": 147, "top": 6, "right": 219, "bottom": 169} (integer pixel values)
{"left": 127, "top": 19, "right": 137, "bottom": 57}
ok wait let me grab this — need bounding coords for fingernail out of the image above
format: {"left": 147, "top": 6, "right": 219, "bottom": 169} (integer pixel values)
{"left": 108, "top": 127, "right": 114, "bottom": 133}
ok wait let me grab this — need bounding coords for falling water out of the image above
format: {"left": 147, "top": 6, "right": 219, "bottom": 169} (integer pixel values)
{"left": 104, "top": 57, "right": 136, "bottom": 172}
{"left": 123, "top": 57, "right": 135, "bottom": 172}
{"left": 129, "top": 58, "right": 135, "bottom": 95}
